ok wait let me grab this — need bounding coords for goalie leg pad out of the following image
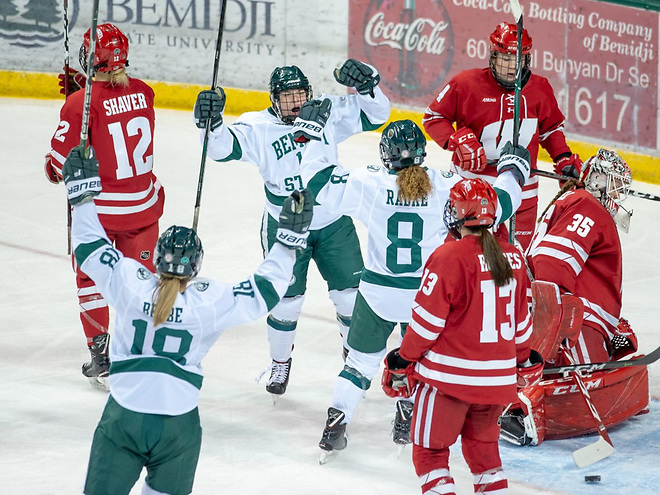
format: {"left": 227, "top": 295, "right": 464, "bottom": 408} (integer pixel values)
{"left": 499, "top": 383, "right": 546, "bottom": 446}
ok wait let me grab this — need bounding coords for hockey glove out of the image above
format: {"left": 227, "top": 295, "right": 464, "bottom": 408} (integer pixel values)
{"left": 277, "top": 189, "right": 313, "bottom": 250}
{"left": 194, "top": 87, "right": 226, "bottom": 131}
{"left": 58, "top": 66, "right": 86, "bottom": 96}
{"left": 333, "top": 59, "right": 381, "bottom": 97}
{"left": 381, "top": 348, "right": 417, "bottom": 399}
{"left": 553, "top": 152, "right": 582, "bottom": 180}
{"left": 62, "top": 145, "right": 102, "bottom": 206}
{"left": 517, "top": 349, "right": 544, "bottom": 388}
{"left": 44, "top": 152, "right": 62, "bottom": 184}
{"left": 448, "top": 128, "right": 487, "bottom": 173}
{"left": 292, "top": 98, "right": 332, "bottom": 143}
{"left": 497, "top": 142, "right": 531, "bottom": 187}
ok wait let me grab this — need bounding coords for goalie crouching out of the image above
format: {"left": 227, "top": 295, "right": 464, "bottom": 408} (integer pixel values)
{"left": 500, "top": 149, "right": 649, "bottom": 446}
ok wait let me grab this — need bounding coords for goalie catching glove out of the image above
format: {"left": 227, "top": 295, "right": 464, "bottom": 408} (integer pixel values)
{"left": 448, "top": 127, "right": 487, "bottom": 173}
{"left": 194, "top": 87, "right": 226, "bottom": 131}
{"left": 333, "top": 59, "right": 381, "bottom": 97}
{"left": 58, "top": 66, "right": 86, "bottom": 96}
{"left": 381, "top": 348, "right": 417, "bottom": 399}
{"left": 62, "top": 145, "right": 102, "bottom": 206}
{"left": 292, "top": 98, "right": 331, "bottom": 143}
{"left": 277, "top": 189, "right": 313, "bottom": 250}
{"left": 497, "top": 141, "right": 531, "bottom": 186}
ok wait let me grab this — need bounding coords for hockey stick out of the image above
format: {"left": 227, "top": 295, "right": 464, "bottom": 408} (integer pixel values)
{"left": 558, "top": 346, "right": 614, "bottom": 467}
{"left": 80, "top": 0, "right": 100, "bottom": 155}
{"left": 544, "top": 343, "right": 660, "bottom": 375}
{"left": 533, "top": 167, "right": 660, "bottom": 202}
{"left": 63, "top": 0, "right": 73, "bottom": 255}
{"left": 193, "top": 0, "right": 228, "bottom": 232}
{"left": 507, "top": 0, "right": 523, "bottom": 245}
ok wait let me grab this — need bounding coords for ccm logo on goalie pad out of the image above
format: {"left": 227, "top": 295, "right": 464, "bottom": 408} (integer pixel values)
{"left": 550, "top": 377, "right": 602, "bottom": 395}
{"left": 67, "top": 179, "right": 101, "bottom": 194}
{"left": 277, "top": 232, "right": 306, "bottom": 245}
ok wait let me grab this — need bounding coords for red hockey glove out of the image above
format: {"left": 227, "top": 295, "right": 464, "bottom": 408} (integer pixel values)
{"left": 44, "top": 153, "right": 62, "bottom": 184}
{"left": 517, "top": 350, "right": 544, "bottom": 388}
{"left": 58, "top": 66, "right": 86, "bottom": 96}
{"left": 381, "top": 348, "right": 417, "bottom": 399}
{"left": 448, "top": 128, "right": 487, "bottom": 173}
{"left": 553, "top": 153, "right": 582, "bottom": 179}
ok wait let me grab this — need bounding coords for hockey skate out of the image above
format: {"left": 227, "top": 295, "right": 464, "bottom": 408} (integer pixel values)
{"left": 499, "top": 408, "right": 532, "bottom": 446}
{"left": 265, "top": 357, "right": 292, "bottom": 404}
{"left": 392, "top": 399, "right": 414, "bottom": 457}
{"left": 81, "top": 333, "right": 110, "bottom": 392}
{"left": 319, "top": 407, "right": 348, "bottom": 464}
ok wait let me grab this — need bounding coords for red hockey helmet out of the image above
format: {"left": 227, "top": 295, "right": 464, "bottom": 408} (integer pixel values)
{"left": 490, "top": 22, "right": 532, "bottom": 55}
{"left": 489, "top": 23, "right": 532, "bottom": 89}
{"left": 79, "top": 23, "right": 129, "bottom": 73}
{"left": 444, "top": 178, "right": 498, "bottom": 239}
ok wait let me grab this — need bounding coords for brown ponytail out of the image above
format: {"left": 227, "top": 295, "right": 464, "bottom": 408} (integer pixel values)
{"left": 396, "top": 166, "right": 433, "bottom": 203}
{"left": 152, "top": 275, "right": 187, "bottom": 327}
{"left": 470, "top": 227, "right": 513, "bottom": 287}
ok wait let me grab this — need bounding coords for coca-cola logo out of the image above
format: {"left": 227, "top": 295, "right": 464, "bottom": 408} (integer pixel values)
{"left": 360, "top": 0, "right": 454, "bottom": 101}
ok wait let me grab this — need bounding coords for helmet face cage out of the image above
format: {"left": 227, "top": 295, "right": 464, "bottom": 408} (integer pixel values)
{"left": 379, "top": 120, "right": 427, "bottom": 170}
{"left": 79, "top": 23, "right": 129, "bottom": 74}
{"left": 489, "top": 23, "right": 532, "bottom": 89}
{"left": 444, "top": 179, "right": 498, "bottom": 239}
{"left": 581, "top": 149, "right": 632, "bottom": 217}
{"left": 269, "top": 66, "right": 312, "bottom": 124}
{"left": 154, "top": 226, "right": 204, "bottom": 279}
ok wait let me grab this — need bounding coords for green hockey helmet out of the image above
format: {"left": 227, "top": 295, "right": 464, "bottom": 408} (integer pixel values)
{"left": 154, "top": 226, "right": 204, "bottom": 278}
{"left": 269, "top": 65, "right": 313, "bottom": 124}
{"left": 379, "top": 120, "right": 427, "bottom": 170}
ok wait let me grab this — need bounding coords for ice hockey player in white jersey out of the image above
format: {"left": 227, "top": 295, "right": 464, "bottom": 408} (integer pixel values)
{"left": 193, "top": 60, "right": 390, "bottom": 400}
{"left": 61, "top": 144, "right": 312, "bottom": 494}
{"left": 293, "top": 114, "right": 531, "bottom": 462}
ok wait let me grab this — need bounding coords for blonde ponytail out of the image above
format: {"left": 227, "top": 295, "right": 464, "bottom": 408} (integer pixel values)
{"left": 152, "top": 275, "right": 187, "bottom": 327}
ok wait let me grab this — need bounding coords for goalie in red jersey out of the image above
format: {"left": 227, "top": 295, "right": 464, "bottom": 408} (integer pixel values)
{"left": 500, "top": 149, "right": 649, "bottom": 446}
{"left": 45, "top": 24, "right": 165, "bottom": 391}
{"left": 422, "top": 22, "right": 581, "bottom": 251}
{"left": 382, "top": 179, "right": 543, "bottom": 495}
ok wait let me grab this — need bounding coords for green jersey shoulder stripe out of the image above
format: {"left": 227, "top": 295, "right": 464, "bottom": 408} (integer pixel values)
{"left": 74, "top": 238, "right": 110, "bottom": 267}
{"left": 254, "top": 273, "right": 280, "bottom": 311}
{"left": 361, "top": 269, "right": 421, "bottom": 290}
{"left": 110, "top": 356, "right": 204, "bottom": 389}
{"left": 215, "top": 128, "right": 243, "bottom": 162}
{"left": 360, "top": 110, "right": 385, "bottom": 132}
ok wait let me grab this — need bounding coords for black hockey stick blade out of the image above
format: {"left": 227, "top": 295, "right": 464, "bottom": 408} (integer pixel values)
{"left": 531, "top": 168, "right": 660, "bottom": 202}
{"left": 544, "top": 344, "right": 660, "bottom": 375}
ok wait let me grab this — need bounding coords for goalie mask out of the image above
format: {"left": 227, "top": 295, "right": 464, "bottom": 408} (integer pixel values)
{"left": 269, "top": 65, "right": 313, "bottom": 124}
{"left": 444, "top": 178, "right": 498, "bottom": 239}
{"left": 580, "top": 149, "right": 633, "bottom": 232}
{"left": 489, "top": 22, "right": 532, "bottom": 90}
{"left": 379, "top": 120, "right": 427, "bottom": 170}
{"left": 155, "top": 226, "right": 204, "bottom": 278}
{"left": 79, "top": 23, "right": 129, "bottom": 74}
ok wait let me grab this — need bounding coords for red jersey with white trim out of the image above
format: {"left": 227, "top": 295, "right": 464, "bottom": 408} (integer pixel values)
{"left": 399, "top": 235, "right": 532, "bottom": 405}
{"left": 49, "top": 78, "right": 164, "bottom": 232}
{"left": 422, "top": 68, "right": 571, "bottom": 249}
{"left": 526, "top": 188, "right": 622, "bottom": 340}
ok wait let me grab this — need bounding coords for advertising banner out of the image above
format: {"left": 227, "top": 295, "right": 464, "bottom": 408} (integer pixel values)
{"left": 349, "top": 0, "right": 658, "bottom": 151}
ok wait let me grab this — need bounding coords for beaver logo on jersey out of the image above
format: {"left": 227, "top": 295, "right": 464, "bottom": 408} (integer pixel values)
{"left": 194, "top": 282, "right": 209, "bottom": 292}
{"left": 441, "top": 171, "right": 454, "bottom": 178}
{"left": 137, "top": 268, "right": 151, "bottom": 280}
{"left": 367, "top": 165, "right": 381, "bottom": 172}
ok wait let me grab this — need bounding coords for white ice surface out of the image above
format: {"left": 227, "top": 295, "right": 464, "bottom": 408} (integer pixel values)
{"left": 1, "top": 98, "right": 659, "bottom": 494}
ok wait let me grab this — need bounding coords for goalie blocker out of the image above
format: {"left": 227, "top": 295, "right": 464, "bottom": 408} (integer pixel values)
{"left": 500, "top": 281, "right": 649, "bottom": 446}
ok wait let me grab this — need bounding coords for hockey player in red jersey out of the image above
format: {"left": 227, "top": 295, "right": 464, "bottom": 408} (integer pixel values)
{"left": 422, "top": 22, "right": 581, "bottom": 251}
{"left": 45, "top": 24, "right": 165, "bottom": 391}
{"left": 500, "top": 149, "right": 648, "bottom": 446}
{"left": 382, "top": 179, "right": 543, "bottom": 495}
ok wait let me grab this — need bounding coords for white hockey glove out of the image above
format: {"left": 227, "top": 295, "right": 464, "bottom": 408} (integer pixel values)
{"left": 62, "top": 145, "right": 102, "bottom": 206}
{"left": 277, "top": 189, "right": 313, "bottom": 250}
{"left": 292, "top": 99, "right": 332, "bottom": 143}
{"left": 497, "top": 142, "right": 531, "bottom": 186}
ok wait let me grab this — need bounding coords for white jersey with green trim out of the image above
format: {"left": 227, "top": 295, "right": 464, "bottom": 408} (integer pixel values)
{"left": 71, "top": 202, "right": 295, "bottom": 416}
{"left": 300, "top": 140, "right": 522, "bottom": 323}
{"left": 204, "top": 87, "right": 390, "bottom": 230}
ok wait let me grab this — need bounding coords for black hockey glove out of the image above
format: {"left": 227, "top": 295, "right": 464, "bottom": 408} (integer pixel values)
{"left": 62, "top": 145, "right": 101, "bottom": 206}
{"left": 497, "top": 142, "right": 531, "bottom": 187}
{"left": 194, "top": 87, "right": 226, "bottom": 131}
{"left": 277, "top": 189, "right": 313, "bottom": 250}
{"left": 292, "top": 98, "right": 332, "bottom": 143}
{"left": 333, "top": 59, "right": 381, "bottom": 97}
